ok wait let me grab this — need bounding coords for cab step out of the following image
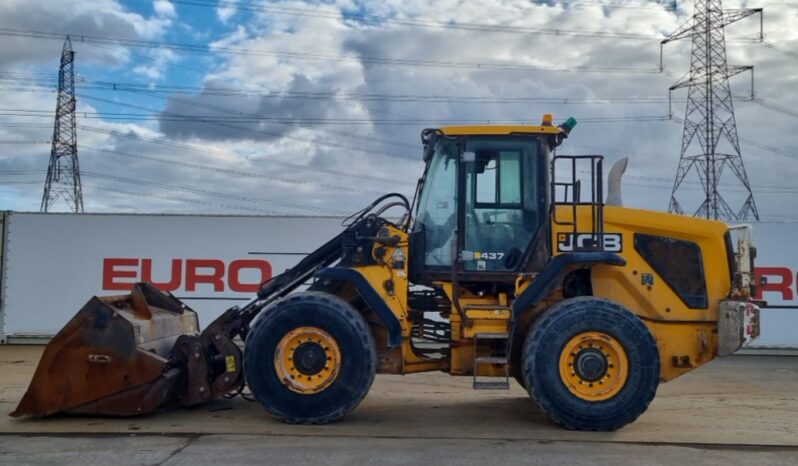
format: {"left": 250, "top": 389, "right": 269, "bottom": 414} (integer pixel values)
{"left": 472, "top": 332, "right": 510, "bottom": 339}
{"left": 474, "top": 356, "right": 508, "bottom": 364}
{"left": 472, "top": 332, "right": 510, "bottom": 390}
{"left": 473, "top": 380, "right": 511, "bottom": 390}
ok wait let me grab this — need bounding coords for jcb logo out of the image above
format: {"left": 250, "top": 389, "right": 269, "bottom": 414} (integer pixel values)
{"left": 557, "top": 233, "right": 623, "bottom": 253}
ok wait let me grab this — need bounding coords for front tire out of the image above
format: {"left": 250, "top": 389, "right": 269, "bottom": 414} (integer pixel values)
{"left": 244, "top": 292, "right": 376, "bottom": 424}
{"left": 522, "top": 297, "right": 660, "bottom": 431}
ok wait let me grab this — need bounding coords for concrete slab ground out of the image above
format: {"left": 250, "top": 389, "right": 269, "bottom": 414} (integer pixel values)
{"left": 0, "top": 345, "right": 796, "bottom": 464}
{"left": 3, "top": 434, "right": 798, "bottom": 466}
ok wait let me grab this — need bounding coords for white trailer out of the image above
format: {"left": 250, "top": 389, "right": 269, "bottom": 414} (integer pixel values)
{"left": 1, "top": 211, "right": 796, "bottom": 349}
{"left": 0, "top": 212, "right": 344, "bottom": 342}
{"left": 748, "top": 222, "right": 798, "bottom": 350}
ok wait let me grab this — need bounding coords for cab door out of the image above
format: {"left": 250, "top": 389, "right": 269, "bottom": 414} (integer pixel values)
{"left": 460, "top": 137, "right": 544, "bottom": 273}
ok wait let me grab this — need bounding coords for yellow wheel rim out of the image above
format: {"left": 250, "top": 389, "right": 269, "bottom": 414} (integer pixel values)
{"left": 274, "top": 326, "right": 341, "bottom": 395}
{"left": 558, "top": 331, "right": 629, "bottom": 401}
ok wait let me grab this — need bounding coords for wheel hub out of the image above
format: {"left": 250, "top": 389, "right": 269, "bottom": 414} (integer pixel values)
{"left": 293, "top": 342, "right": 327, "bottom": 375}
{"left": 274, "top": 327, "right": 341, "bottom": 395}
{"left": 573, "top": 348, "right": 608, "bottom": 382}
{"left": 558, "top": 331, "right": 629, "bottom": 401}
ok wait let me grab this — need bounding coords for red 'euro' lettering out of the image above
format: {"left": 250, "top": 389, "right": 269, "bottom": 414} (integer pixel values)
{"left": 141, "top": 258, "right": 182, "bottom": 292}
{"left": 754, "top": 267, "right": 794, "bottom": 301}
{"left": 184, "top": 259, "right": 225, "bottom": 292}
{"left": 228, "top": 259, "right": 272, "bottom": 293}
{"left": 102, "top": 258, "right": 138, "bottom": 291}
{"left": 102, "top": 258, "right": 274, "bottom": 293}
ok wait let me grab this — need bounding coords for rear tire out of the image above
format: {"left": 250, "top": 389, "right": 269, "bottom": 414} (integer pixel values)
{"left": 522, "top": 297, "right": 659, "bottom": 431}
{"left": 244, "top": 292, "right": 376, "bottom": 424}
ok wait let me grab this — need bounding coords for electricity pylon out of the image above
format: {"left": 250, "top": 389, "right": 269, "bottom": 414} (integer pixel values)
{"left": 41, "top": 36, "right": 84, "bottom": 213}
{"left": 662, "top": 0, "right": 762, "bottom": 221}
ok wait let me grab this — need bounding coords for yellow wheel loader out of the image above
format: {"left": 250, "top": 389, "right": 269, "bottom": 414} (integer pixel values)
{"left": 12, "top": 115, "right": 761, "bottom": 430}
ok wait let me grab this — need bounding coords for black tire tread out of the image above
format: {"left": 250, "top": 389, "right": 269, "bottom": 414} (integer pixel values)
{"left": 244, "top": 291, "right": 376, "bottom": 425}
{"left": 522, "top": 297, "right": 660, "bottom": 431}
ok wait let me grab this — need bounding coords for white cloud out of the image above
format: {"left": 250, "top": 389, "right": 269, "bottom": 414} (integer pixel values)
{"left": 216, "top": 0, "right": 238, "bottom": 24}
{"left": 132, "top": 48, "right": 178, "bottom": 81}
{"left": 1, "top": 0, "right": 796, "bottom": 220}
{"left": 153, "top": 0, "right": 177, "bottom": 18}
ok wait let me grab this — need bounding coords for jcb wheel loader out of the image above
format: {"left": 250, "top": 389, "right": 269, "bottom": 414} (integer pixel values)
{"left": 12, "top": 115, "right": 761, "bottom": 431}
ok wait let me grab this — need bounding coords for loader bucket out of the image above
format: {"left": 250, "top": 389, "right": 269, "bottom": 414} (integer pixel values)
{"left": 11, "top": 283, "right": 200, "bottom": 417}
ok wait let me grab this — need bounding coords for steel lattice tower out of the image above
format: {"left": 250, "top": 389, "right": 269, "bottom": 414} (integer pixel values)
{"left": 662, "top": 1, "right": 762, "bottom": 221}
{"left": 41, "top": 36, "right": 84, "bottom": 213}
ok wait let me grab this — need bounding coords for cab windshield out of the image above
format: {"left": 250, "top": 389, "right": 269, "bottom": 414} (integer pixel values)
{"left": 415, "top": 138, "right": 459, "bottom": 267}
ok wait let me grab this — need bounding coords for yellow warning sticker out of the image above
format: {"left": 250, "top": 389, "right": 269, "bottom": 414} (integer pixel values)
{"left": 225, "top": 355, "right": 236, "bottom": 372}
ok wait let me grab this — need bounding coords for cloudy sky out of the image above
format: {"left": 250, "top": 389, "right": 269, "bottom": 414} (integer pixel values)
{"left": 0, "top": 0, "right": 795, "bottom": 222}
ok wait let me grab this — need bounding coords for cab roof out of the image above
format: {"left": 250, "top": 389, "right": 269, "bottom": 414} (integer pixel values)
{"left": 438, "top": 124, "right": 563, "bottom": 136}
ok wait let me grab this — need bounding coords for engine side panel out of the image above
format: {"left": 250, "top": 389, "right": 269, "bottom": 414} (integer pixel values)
{"left": 551, "top": 205, "right": 732, "bottom": 381}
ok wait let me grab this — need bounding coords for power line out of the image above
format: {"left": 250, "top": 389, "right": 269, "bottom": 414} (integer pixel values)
{"left": 0, "top": 76, "right": 687, "bottom": 108}
{"left": 557, "top": 1, "right": 684, "bottom": 12}
{"left": 0, "top": 123, "right": 53, "bottom": 128}
{"left": 0, "top": 27, "right": 663, "bottom": 74}
{"left": 80, "top": 144, "right": 388, "bottom": 195}
{"left": 762, "top": 39, "right": 798, "bottom": 61}
{"left": 753, "top": 98, "right": 798, "bottom": 119}
{"left": 0, "top": 169, "right": 46, "bottom": 175}
{"left": 80, "top": 45, "right": 427, "bottom": 137}
{"left": 572, "top": 140, "right": 798, "bottom": 192}
{"left": 739, "top": 136, "right": 798, "bottom": 162}
{"left": 0, "top": 106, "right": 672, "bottom": 125}
{"left": 79, "top": 170, "right": 351, "bottom": 215}
{"left": 0, "top": 139, "right": 49, "bottom": 144}
{"left": 73, "top": 91, "right": 418, "bottom": 157}
{"left": 87, "top": 185, "right": 292, "bottom": 216}
{"left": 5, "top": 74, "right": 770, "bottom": 109}
{"left": 168, "top": 0, "right": 668, "bottom": 40}
{"left": 0, "top": 174, "right": 299, "bottom": 215}
{"left": 671, "top": 115, "right": 798, "bottom": 162}
{"left": 75, "top": 125, "right": 416, "bottom": 186}
{"left": 0, "top": 180, "right": 42, "bottom": 186}
{"left": 83, "top": 79, "right": 676, "bottom": 104}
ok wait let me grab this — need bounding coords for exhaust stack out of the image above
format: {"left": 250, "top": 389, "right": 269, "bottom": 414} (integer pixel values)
{"left": 607, "top": 157, "right": 628, "bottom": 207}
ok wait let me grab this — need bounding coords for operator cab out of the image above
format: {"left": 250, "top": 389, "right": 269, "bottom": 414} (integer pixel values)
{"left": 411, "top": 116, "right": 576, "bottom": 283}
